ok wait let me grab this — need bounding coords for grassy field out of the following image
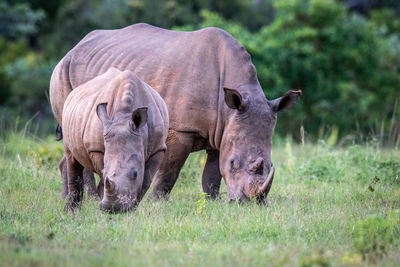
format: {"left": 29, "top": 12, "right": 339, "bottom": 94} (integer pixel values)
{"left": 0, "top": 132, "right": 399, "bottom": 266}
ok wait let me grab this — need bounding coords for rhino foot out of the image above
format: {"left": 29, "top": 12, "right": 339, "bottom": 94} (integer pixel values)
{"left": 63, "top": 200, "right": 81, "bottom": 212}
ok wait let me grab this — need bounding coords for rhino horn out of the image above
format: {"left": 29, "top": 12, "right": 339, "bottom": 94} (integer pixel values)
{"left": 256, "top": 167, "right": 275, "bottom": 196}
{"left": 104, "top": 176, "right": 116, "bottom": 195}
{"left": 96, "top": 103, "right": 112, "bottom": 131}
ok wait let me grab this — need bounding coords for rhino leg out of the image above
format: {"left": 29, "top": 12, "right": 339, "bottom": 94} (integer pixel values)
{"left": 83, "top": 169, "right": 97, "bottom": 199}
{"left": 97, "top": 180, "right": 104, "bottom": 200}
{"left": 59, "top": 155, "right": 68, "bottom": 199}
{"left": 149, "top": 131, "right": 194, "bottom": 200}
{"left": 138, "top": 150, "right": 165, "bottom": 201}
{"left": 60, "top": 155, "right": 98, "bottom": 200}
{"left": 64, "top": 151, "right": 84, "bottom": 211}
{"left": 202, "top": 150, "right": 222, "bottom": 199}
{"left": 89, "top": 152, "right": 105, "bottom": 200}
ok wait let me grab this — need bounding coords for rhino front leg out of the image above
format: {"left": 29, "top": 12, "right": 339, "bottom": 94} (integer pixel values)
{"left": 149, "top": 131, "right": 194, "bottom": 200}
{"left": 64, "top": 151, "right": 84, "bottom": 212}
{"left": 59, "top": 155, "right": 97, "bottom": 200}
{"left": 202, "top": 150, "right": 222, "bottom": 199}
{"left": 138, "top": 150, "right": 165, "bottom": 202}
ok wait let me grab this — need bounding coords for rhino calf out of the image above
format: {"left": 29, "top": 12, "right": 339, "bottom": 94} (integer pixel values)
{"left": 62, "top": 68, "right": 168, "bottom": 212}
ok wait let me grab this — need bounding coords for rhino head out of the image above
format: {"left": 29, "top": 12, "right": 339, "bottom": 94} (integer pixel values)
{"left": 96, "top": 103, "right": 148, "bottom": 213}
{"left": 220, "top": 86, "right": 301, "bottom": 203}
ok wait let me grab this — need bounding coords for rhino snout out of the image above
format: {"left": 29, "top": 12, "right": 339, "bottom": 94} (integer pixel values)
{"left": 228, "top": 194, "right": 249, "bottom": 203}
{"left": 227, "top": 166, "right": 275, "bottom": 203}
{"left": 100, "top": 177, "right": 138, "bottom": 213}
{"left": 99, "top": 198, "right": 137, "bottom": 213}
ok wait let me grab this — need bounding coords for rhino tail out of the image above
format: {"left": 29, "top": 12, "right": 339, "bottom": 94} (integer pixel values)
{"left": 56, "top": 124, "right": 63, "bottom": 141}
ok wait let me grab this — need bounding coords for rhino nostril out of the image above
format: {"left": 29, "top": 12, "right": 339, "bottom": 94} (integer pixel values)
{"left": 129, "top": 170, "right": 138, "bottom": 181}
{"left": 249, "top": 157, "right": 264, "bottom": 175}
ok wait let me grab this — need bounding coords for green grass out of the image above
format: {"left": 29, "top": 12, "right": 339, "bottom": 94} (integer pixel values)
{"left": 0, "top": 132, "right": 399, "bottom": 266}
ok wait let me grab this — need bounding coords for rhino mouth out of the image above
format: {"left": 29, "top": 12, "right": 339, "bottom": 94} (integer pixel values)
{"left": 99, "top": 176, "right": 137, "bottom": 213}
{"left": 228, "top": 194, "right": 249, "bottom": 203}
{"left": 99, "top": 199, "right": 137, "bottom": 213}
{"left": 227, "top": 167, "right": 275, "bottom": 204}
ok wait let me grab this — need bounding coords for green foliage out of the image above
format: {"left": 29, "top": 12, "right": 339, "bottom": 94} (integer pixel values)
{"left": 352, "top": 212, "right": 400, "bottom": 261}
{"left": 195, "top": 192, "right": 209, "bottom": 214}
{"left": 3, "top": 54, "right": 53, "bottom": 116}
{"left": 0, "top": 2, "right": 45, "bottom": 39}
{"left": 35, "top": 142, "right": 64, "bottom": 164}
{"left": 374, "top": 159, "right": 400, "bottom": 186}
{"left": 43, "top": 0, "right": 132, "bottom": 58}
{"left": 25, "top": 140, "right": 64, "bottom": 170}
{"left": 297, "top": 142, "right": 400, "bottom": 189}
{"left": 1, "top": 134, "right": 400, "bottom": 265}
{"left": 0, "top": 2, "right": 54, "bottom": 134}
{"left": 300, "top": 249, "right": 331, "bottom": 267}
{"left": 371, "top": 8, "right": 400, "bottom": 36}
{"left": 0, "top": 38, "right": 28, "bottom": 104}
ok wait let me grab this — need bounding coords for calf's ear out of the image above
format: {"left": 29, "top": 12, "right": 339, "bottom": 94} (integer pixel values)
{"left": 96, "top": 103, "right": 112, "bottom": 130}
{"left": 270, "top": 90, "right": 302, "bottom": 112}
{"left": 224, "top": 88, "right": 248, "bottom": 112}
{"left": 131, "top": 107, "right": 148, "bottom": 130}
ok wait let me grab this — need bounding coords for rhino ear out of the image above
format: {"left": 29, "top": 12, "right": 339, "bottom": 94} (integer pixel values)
{"left": 130, "top": 107, "right": 148, "bottom": 130}
{"left": 224, "top": 88, "right": 248, "bottom": 112}
{"left": 96, "top": 103, "right": 112, "bottom": 130}
{"left": 270, "top": 90, "right": 302, "bottom": 112}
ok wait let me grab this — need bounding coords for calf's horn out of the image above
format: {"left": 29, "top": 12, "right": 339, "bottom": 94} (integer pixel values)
{"left": 105, "top": 177, "right": 116, "bottom": 195}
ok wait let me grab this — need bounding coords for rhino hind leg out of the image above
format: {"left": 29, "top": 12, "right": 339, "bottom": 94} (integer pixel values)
{"left": 83, "top": 169, "right": 98, "bottom": 199}
{"left": 88, "top": 152, "right": 105, "bottom": 200}
{"left": 97, "top": 180, "right": 104, "bottom": 200}
{"left": 64, "top": 151, "right": 84, "bottom": 212}
{"left": 59, "top": 155, "right": 68, "bottom": 199}
{"left": 149, "top": 131, "right": 194, "bottom": 200}
{"left": 202, "top": 150, "right": 222, "bottom": 199}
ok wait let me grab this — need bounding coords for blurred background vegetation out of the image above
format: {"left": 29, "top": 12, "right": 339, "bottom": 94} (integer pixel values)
{"left": 0, "top": 0, "right": 399, "bottom": 146}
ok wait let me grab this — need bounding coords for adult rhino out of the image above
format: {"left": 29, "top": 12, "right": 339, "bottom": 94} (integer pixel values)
{"left": 50, "top": 23, "right": 301, "bottom": 202}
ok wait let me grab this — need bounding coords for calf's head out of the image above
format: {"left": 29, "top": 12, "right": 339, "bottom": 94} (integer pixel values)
{"left": 220, "top": 87, "right": 301, "bottom": 203}
{"left": 96, "top": 103, "right": 148, "bottom": 213}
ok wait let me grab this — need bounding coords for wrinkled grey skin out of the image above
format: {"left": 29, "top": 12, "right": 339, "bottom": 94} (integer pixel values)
{"left": 50, "top": 23, "right": 300, "bottom": 202}
{"left": 61, "top": 68, "right": 168, "bottom": 212}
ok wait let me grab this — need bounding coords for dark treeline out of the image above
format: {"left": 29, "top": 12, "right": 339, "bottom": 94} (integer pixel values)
{"left": 0, "top": 0, "right": 399, "bottom": 145}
